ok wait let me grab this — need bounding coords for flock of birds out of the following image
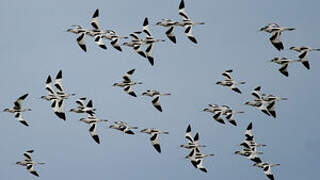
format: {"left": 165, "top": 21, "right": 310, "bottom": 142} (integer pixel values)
{"left": 3, "top": 0, "right": 319, "bottom": 179}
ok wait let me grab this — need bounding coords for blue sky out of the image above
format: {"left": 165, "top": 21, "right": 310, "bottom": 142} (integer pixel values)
{"left": 1, "top": 0, "right": 320, "bottom": 179}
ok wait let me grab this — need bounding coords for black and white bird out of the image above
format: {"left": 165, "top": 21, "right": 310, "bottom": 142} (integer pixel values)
{"left": 155, "top": 18, "right": 179, "bottom": 43}
{"left": 16, "top": 150, "right": 44, "bottom": 177}
{"left": 113, "top": 69, "right": 142, "bottom": 97}
{"left": 260, "top": 23, "right": 295, "bottom": 51}
{"left": 270, "top": 57, "right": 299, "bottom": 77}
{"left": 70, "top": 97, "right": 96, "bottom": 116}
{"left": 141, "top": 90, "right": 171, "bottom": 112}
{"left": 244, "top": 86, "right": 279, "bottom": 118}
{"left": 3, "top": 93, "right": 31, "bottom": 127}
{"left": 289, "top": 46, "right": 320, "bottom": 70}
{"left": 240, "top": 122, "right": 267, "bottom": 151}
{"left": 176, "top": 0, "right": 205, "bottom": 44}
{"left": 216, "top": 69, "right": 246, "bottom": 94}
{"left": 142, "top": 17, "right": 165, "bottom": 66}
{"left": 80, "top": 114, "right": 108, "bottom": 144}
{"left": 101, "top": 30, "right": 128, "bottom": 52}
{"left": 253, "top": 162, "right": 280, "bottom": 180}
{"left": 203, "top": 104, "right": 243, "bottom": 126}
{"left": 185, "top": 149, "right": 208, "bottom": 173}
{"left": 140, "top": 128, "right": 169, "bottom": 153}
{"left": 109, "top": 121, "right": 138, "bottom": 135}
{"left": 122, "top": 31, "right": 147, "bottom": 58}
{"left": 180, "top": 125, "right": 207, "bottom": 151}
{"left": 42, "top": 70, "right": 75, "bottom": 120}
{"left": 66, "top": 25, "right": 89, "bottom": 52}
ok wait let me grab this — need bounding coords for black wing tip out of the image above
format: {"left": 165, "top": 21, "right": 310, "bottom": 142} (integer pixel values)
{"left": 30, "top": 171, "right": 39, "bottom": 177}
{"left": 20, "top": 121, "right": 29, "bottom": 127}
{"left": 128, "top": 91, "right": 137, "bottom": 97}
{"left": 179, "top": 0, "right": 185, "bottom": 9}
{"left": 302, "top": 61, "right": 310, "bottom": 70}
{"left": 143, "top": 17, "right": 149, "bottom": 26}
{"left": 168, "top": 36, "right": 176, "bottom": 44}
{"left": 273, "top": 42, "right": 284, "bottom": 51}
{"left": 138, "top": 51, "right": 146, "bottom": 58}
{"left": 199, "top": 168, "right": 207, "bottom": 173}
{"left": 99, "top": 44, "right": 107, "bottom": 49}
{"left": 125, "top": 130, "right": 135, "bottom": 135}
{"left": 55, "top": 112, "right": 66, "bottom": 120}
{"left": 93, "top": 8, "right": 99, "bottom": 18}
{"left": 147, "top": 56, "right": 154, "bottom": 66}
{"left": 113, "top": 45, "right": 122, "bottom": 52}
{"left": 153, "top": 144, "right": 161, "bottom": 153}
{"left": 92, "top": 135, "right": 100, "bottom": 144}
{"left": 188, "top": 36, "right": 198, "bottom": 44}
{"left": 79, "top": 44, "right": 87, "bottom": 52}
{"left": 232, "top": 88, "right": 242, "bottom": 94}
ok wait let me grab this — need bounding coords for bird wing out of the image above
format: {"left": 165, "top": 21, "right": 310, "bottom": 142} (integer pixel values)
{"left": 54, "top": 70, "right": 64, "bottom": 94}
{"left": 178, "top": 0, "right": 190, "bottom": 20}
{"left": 14, "top": 93, "right": 28, "bottom": 110}
{"left": 90, "top": 9, "right": 101, "bottom": 30}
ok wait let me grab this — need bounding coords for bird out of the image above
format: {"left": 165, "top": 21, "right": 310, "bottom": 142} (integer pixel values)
{"left": 253, "top": 162, "right": 280, "bottom": 180}
{"left": 109, "top": 121, "right": 138, "bottom": 135}
{"left": 122, "top": 31, "right": 147, "bottom": 58}
{"left": 240, "top": 122, "right": 267, "bottom": 151}
{"left": 141, "top": 89, "right": 171, "bottom": 112}
{"left": 80, "top": 114, "right": 108, "bottom": 144}
{"left": 42, "top": 70, "right": 75, "bottom": 120}
{"left": 176, "top": 0, "right": 205, "bottom": 44}
{"left": 140, "top": 128, "right": 169, "bottom": 153}
{"left": 185, "top": 149, "right": 208, "bottom": 173}
{"left": 142, "top": 17, "right": 165, "bottom": 66}
{"left": 16, "top": 150, "right": 44, "bottom": 177}
{"left": 180, "top": 125, "right": 207, "bottom": 151}
{"left": 270, "top": 57, "right": 299, "bottom": 77}
{"left": 70, "top": 97, "right": 96, "bottom": 116}
{"left": 216, "top": 69, "right": 246, "bottom": 94}
{"left": 155, "top": 18, "right": 179, "bottom": 43}
{"left": 101, "top": 30, "right": 128, "bottom": 52}
{"left": 3, "top": 93, "right": 31, "bottom": 126}
{"left": 66, "top": 25, "right": 89, "bottom": 52}
{"left": 259, "top": 23, "right": 295, "bottom": 51}
{"left": 234, "top": 149, "right": 263, "bottom": 163}
{"left": 289, "top": 46, "right": 320, "bottom": 70}
{"left": 244, "top": 86, "right": 280, "bottom": 118}
{"left": 113, "top": 69, "right": 142, "bottom": 97}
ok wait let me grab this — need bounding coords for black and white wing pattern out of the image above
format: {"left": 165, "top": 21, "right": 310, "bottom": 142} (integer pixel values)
{"left": 77, "top": 33, "right": 87, "bottom": 52}
{"left": 54, "top": 70, "right": 64, "bottom": 95}
{"left": 89, "top": 123, "right": 100, "bottom": 144}
{"left": 151, "top": 96, "right": 162, "bottom": 112}
{"left": 14, "top": 93, "right": 28, "bottom": 110}
{"left": 269, "top": 30, "right": 284, "bottom": 51}
{"left": 26, "top": 164, "right": 39, "bottom": 177}
{"left": 15, "top": 112, "right": 29, "bottom": 127}
{"left": 51, "top": 99, "right": 66, "bottom": 120}
{"left": 91, "top": 8, "right": 100, "bottom": 30}
{"left": 178, "top": 0, "right": 190, "bottom": 20}
{"left": 150, "top": 133, "right": 161, "bottom": 153}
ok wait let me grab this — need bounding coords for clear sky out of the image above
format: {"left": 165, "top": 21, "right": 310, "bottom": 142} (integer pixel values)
{"left": 1, "top": 0, "right": 320, "bottom": 179}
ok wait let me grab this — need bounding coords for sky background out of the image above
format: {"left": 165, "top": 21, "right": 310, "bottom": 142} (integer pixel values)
{"left": 1, "top": 0, "right": 320, "bottom": 179}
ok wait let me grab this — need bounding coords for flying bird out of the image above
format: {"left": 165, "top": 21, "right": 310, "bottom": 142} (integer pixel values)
{"left": 113, "top": 69, "right": 142, "bottom": 97}
{"left": 16, "top": 150, "right": 44, "bottom": 177}
{"left": 3, "top": 93, "right": 31, "bottom": 126}
{"left": 216, "top": 69, "right": 246, "bottom": 94}
{"left": 289, "top": 46, "right": 320, "bottom": 69}
{"left": 140, "top": 128, "right": 169, "bottom": 153}
{"left": 80, "top": 114, "right": 108, "bottom": 144}
{"left": 259, "top": 23, "right": 295, "bottom": 51}
{"left": 141, "top": 89, "right": 171, "bottom": 112}
{"left": 176, "top": 0, "right": 205, "bottom": 44}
